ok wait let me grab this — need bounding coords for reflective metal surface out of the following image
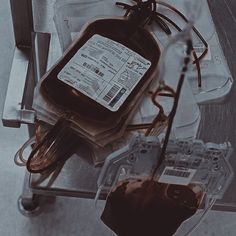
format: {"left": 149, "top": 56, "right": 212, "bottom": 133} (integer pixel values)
{"left": 2, "top": 48, "right": 31, "bottom": 127}
{"left": 2, "top": 33, "right": 50, "bottom": 127}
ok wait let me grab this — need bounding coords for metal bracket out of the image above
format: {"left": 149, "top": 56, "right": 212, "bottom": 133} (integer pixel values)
{"left": 2, "top": 48, "right": 31, "bottom": 127}
{"left": 2, "top": 32, "right": 50, "bottom": 128}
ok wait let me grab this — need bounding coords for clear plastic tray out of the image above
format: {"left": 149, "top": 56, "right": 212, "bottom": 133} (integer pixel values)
{"left": 53, "top": 0, "right": 233, "bottom": 104}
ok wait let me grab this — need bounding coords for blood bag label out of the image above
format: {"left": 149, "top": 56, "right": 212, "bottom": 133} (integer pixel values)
{"left": 58, "top": 34, "right": 151, "bottom": 111}
{"left": 158, "top": 166, "right": 196, "bottom": 185}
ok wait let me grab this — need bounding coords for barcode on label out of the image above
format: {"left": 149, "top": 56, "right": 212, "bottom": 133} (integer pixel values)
{"left": 103, "top": 84, "right": 120, "bottom": 103}
{"left": 163, "top": 169, "right": 191, "bottom": 178}
{"left": 83, "top": 62, "right": 104, "bottom": 77}
{"left": 158, "top": 166, "right": 196, "bottom": 185}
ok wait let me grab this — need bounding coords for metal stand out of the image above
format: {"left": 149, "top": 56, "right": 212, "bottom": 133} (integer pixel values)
{"left": 18, "top": 172, "right": 57, "bottom": 216}
{"left": 2, "top": 0, "right": 51, "bottom": 216}
{"left": 2, "top": 0, "right": 236, "bottom": 216}
{"left": 17, "top": 172, "right": 42, "bottom": 216}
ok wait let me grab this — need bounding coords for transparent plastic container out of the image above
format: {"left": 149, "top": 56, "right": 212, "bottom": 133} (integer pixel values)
{"left": 53, "top": 0, "right": 233, "bottom": 104}
{"left": 97, "top": 135, "right": 233, "bottom": 235}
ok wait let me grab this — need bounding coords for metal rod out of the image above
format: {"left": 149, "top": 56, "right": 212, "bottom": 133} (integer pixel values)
{"left": 10, "top": 0, "right": 34, "bottom": 47}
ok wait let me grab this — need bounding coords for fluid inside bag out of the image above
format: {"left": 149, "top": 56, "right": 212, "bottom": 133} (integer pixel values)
{"left": 39, "top": 17, "right": 161, "bottom": 125}
{"left": 101, "top": 178, "right": 203, "bottom": 236}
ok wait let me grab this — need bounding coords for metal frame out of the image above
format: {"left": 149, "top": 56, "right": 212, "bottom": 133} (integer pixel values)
{"left": 2, "top": 0, "right": 50, "bottom": 128}
{"left": 2, "top": 0, "right": 51, "bottom": 214}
